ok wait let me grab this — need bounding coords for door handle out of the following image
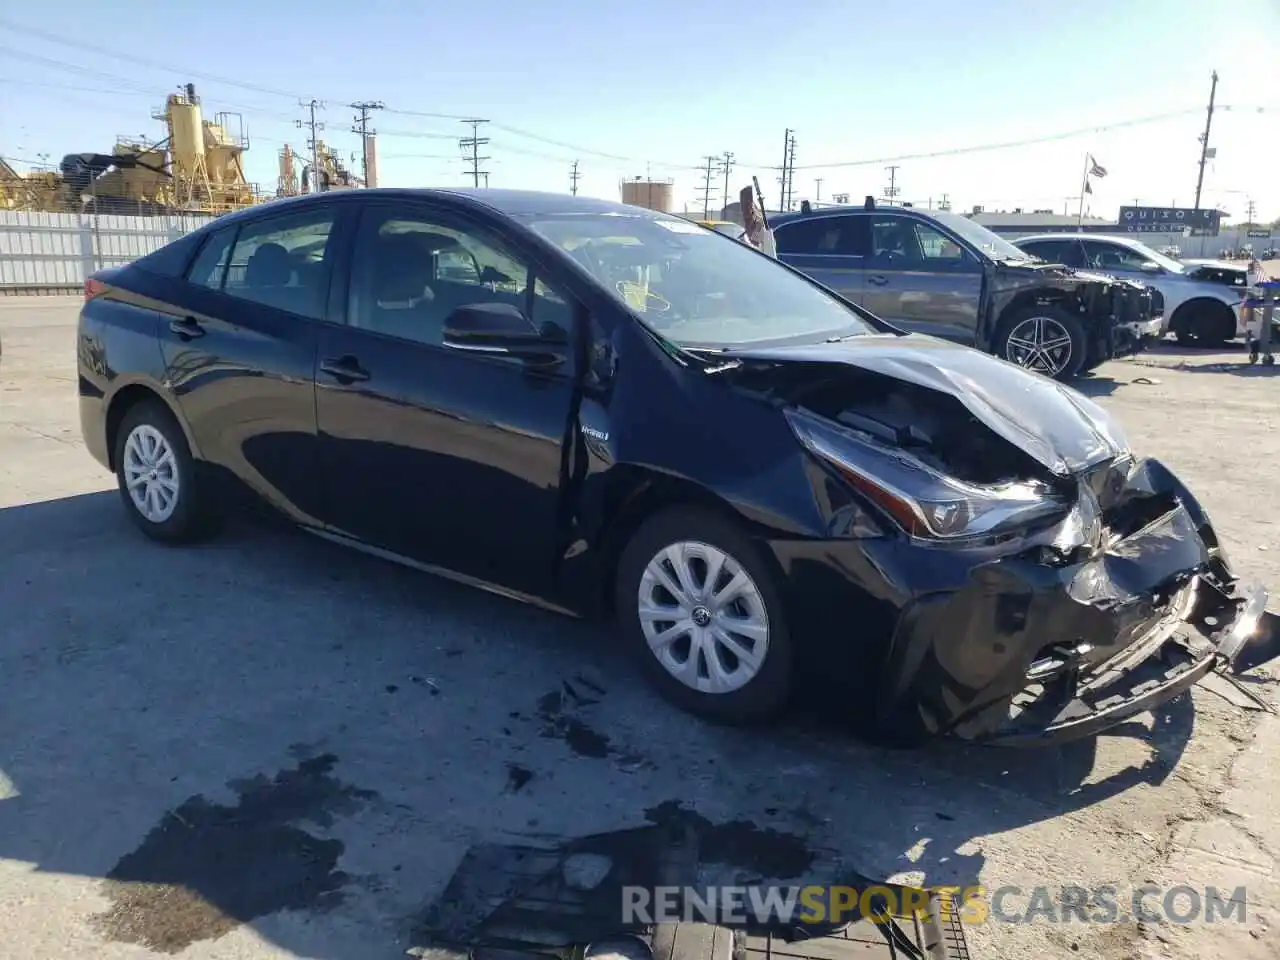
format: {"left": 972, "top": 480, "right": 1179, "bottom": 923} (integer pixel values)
{"left": 168, "top": 316, "right": 204, "bottom": 338}
{"left": 867, "top": 275, "right": 889, "bottom": 286}
{"left": 320, "top": 356, "right": 370, "bottom": 383}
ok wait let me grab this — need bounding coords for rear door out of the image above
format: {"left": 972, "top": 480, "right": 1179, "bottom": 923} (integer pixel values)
{"left": 314, "top": 200, "right": 580, "bottom": 597}
{"left": 159, "top": 204, "right": 345, "bottom": 524}
{"left": 863, "top": 215, "right": 984, "bottom": 342}
{"left": 773, "top": 215, "right": 870, "bottom": 303}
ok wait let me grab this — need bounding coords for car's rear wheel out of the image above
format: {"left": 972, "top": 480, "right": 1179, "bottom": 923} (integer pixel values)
{"left": 994, "top": 306, "right": 1087, "bottom": 380}
{"left": 113, "top": 400, "right": 215, "bottom": 543}
{"left": 615, "top": 507, "right": 792, "bottom": 723}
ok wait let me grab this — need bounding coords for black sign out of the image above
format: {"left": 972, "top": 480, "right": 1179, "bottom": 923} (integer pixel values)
{"left": 1117, "top": 205, "right": 1222, "bottom": 236}
{"left": 1247, "top": 229, "right": 1272, "bottom": 239}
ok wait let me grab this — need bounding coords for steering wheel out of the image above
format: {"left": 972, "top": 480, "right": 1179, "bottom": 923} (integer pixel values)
{"left": 615, "top": 280, "right": 671, "bottom": 313}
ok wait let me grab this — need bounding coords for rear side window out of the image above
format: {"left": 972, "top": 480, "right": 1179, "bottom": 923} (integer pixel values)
{"left": 186, "top": 227, "right": 237, "bottom": 290}
{"left": 774, "top": 215, "right": 867, "bottom": 256}
{"left": 135, "top": 232, "right": 204, "bottom": 278}
{"left": 1019, "top": 240, "right": 1064, "bottom": 261}
{"left": 220, "top": 209, "right": 337, "bottom": 320}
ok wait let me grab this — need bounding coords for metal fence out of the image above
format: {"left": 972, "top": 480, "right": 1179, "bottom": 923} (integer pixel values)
{"left": 0, "top": 210, "right": 216, "bottom": 295}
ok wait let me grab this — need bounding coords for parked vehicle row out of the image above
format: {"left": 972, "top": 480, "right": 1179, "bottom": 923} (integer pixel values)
{"left": 76, "top": 188, "right": 1276, "bottom": 747}
{"left": 766, "top": 199, "right": 1162, "bottom": 380}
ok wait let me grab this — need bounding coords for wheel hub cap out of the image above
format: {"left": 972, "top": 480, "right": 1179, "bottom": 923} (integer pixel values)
{"left": 122, "top": 424, "right": 180, "bottom": 524}
{"left": 637, "top": 541, "right": 770, "bottom": 695}
{"left": 1005, "top": 316, "right": 1074, "bottom": 376}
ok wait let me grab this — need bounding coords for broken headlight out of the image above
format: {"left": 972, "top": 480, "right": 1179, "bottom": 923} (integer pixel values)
{"left": 785, "top": 407, "right": 1070, "bottom": 544}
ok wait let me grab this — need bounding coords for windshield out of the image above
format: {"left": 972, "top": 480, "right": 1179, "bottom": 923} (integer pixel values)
{"left": 927, "top": 211, "right": 1034, "bottom": 261}
{"left": 526, "top": 212, "right": 877, "bottom": 349}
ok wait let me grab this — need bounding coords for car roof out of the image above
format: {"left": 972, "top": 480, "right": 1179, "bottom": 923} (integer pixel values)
{"left": 203, "top": 187, "right": 660, "bottom": 232}
{"left": 767, "top": 204, "right": 950, "bottom": 229}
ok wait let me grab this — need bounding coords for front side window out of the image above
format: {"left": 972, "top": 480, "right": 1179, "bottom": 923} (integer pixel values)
{"left": 1082, "top": 241, "right": 1156, "bottom": 272}
{"left": 221, "top": 209, "right": 337, "bottom": 319}
{"left": 526, "top": 211, "right": 877, "bottom": 349}
{"left": 912, "top": 222, "right": 967, "bottom": 262}
{"left": 348, "top": 208, "right": 569, "bottom": 347}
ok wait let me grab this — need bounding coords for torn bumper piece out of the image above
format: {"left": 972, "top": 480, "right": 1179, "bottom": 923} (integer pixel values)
{"left": 880, "top": 456, "right": 1277, "bottom": 746}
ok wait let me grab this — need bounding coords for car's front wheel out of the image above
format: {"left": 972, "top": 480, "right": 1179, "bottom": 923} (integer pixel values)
{"left": 615, "top": 507, "right": 792, "bottom": 723}
{"left": 994, "top": 306, "right": 1087, "bottom": 380}
{"left": 113, "top": 399, "right": 215, "bottom": 543}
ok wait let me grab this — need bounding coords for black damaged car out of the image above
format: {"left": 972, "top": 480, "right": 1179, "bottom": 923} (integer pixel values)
{"left": 770, "top": 198, "right": 1162, "bottom": 380}
{"left": 76, "top": 188, "right": 1276, "bottom": 745}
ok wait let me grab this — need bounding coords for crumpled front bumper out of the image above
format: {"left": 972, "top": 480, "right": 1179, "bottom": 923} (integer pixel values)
{"left": 878, "top": 456, "right": 1277, "bottom": 746}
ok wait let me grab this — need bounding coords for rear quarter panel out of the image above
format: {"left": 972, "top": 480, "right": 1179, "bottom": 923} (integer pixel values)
{"left": 77, "top": 272, "right": 200, "bottom": 471}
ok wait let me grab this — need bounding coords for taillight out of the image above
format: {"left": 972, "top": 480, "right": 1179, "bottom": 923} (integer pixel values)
{"left": 84, "top": 277, "right": 107, "bottom": 302}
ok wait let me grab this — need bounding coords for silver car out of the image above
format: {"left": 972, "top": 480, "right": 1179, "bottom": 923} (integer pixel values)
{"left": 1015, "top": 234, "right": 1246, "bottom": 346}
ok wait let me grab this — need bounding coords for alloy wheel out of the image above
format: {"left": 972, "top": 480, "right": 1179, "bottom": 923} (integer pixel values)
{"left": 636, "top": 540, "right": 770, "bottom": 694}
{"left": 1005, "top": 316, "right": 1074, "bottom": 376}
{"left": 122, "top": 424, "right": 180, "bottom": 523}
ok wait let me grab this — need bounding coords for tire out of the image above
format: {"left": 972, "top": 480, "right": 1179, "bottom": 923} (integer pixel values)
{"left": 993, "top": 305, "right": 1087, "bottom": 380}
{"left": 113, "top": 399, "right": 216, "bottom": 543}
{"left": 614, "top": 506, "right": 793, "bottom": 723}
{"left": 1176, "top": 300, "right": 1236, "bottom": 348}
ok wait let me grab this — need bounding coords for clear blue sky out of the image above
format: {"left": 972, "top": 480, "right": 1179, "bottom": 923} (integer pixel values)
{"left": 2, "top": 0, "right": 1278, "bottom": 220}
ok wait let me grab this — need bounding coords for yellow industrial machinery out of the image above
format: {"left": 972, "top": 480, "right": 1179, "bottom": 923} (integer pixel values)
{"left": 301, "top": 140, "right": 358, "bottom": 193}
{"left": 2, "top": 83, "right": 267, "bottom": 214}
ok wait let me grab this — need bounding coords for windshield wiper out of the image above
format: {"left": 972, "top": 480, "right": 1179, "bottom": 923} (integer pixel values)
{"left": 825, "top": 333, "right": 865, "bottom": 343}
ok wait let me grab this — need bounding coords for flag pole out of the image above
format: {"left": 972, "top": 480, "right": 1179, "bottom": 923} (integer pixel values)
{"left": 1076, "top": 153, "right": 1090, "bottom": 231}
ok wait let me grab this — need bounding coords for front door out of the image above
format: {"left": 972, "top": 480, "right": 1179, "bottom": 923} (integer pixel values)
{"left": 158, "top": 204, "right": 343, "bottom": 524}
{"left": 315, "top": 201, "right": 579, "bottom": 597}
{"left": 863, "top": 215, "right": 984, "bottom": 343}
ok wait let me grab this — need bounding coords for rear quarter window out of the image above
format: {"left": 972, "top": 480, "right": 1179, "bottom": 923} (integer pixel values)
{"left": 133, "top": 231, "right": 207, "bottom": 278}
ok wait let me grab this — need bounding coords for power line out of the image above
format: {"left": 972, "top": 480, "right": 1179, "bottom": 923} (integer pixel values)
{"left": 459, "top": 119, "right": 490, "bottom": 188}
{"left": 349, "top": 100, "right": 384, "bottom": 187}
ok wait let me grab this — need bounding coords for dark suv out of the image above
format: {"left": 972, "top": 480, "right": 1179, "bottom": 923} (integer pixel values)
{"left": 771, "top": 199, "right": 1161, "bottom": 379}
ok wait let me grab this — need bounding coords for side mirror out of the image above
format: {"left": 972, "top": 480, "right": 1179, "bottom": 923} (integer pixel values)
{"left": 1140, "top": 261, "right": 1162, "bottom": 274}
{"left": 443, "top": 302, "right": 541, "bottom": 353}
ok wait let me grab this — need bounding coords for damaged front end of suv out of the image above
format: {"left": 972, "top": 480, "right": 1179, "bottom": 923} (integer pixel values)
{"left": 728, "top": 337, "right": 1275, "bottom": 745}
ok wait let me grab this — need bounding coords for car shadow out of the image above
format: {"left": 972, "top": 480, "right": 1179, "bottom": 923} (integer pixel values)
{"left": 0, "top": 491, "right": 1203, "bottom": 959}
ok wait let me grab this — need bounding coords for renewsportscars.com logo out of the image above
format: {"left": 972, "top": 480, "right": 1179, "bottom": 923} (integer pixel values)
{"left": 621, "top": 884, "right": 1249, "bottom": 926}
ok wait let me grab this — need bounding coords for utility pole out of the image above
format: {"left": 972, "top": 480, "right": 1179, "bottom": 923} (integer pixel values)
{"left": 815, "top": 178, "right": 823, "bottom": 204}
{"left": 459, "top": 119, "right": 490, "bottom": 188}
{"left": 1245, "top": 197, "right": 1257, "bottom": 228}
{"left": 778, "top": 128, "right": 793, "bottom": 213}
{"left": 783, "top": 132, "right": 797, "bottom": 211}
{"left": 349, "top": 100, "right": 384, "bottom": 188}
{"left": 719, "top": 151, "right": 734, "bottom": 217}
{"left": 699, "top": 156, "right": 717, "bottom": 219}
{"left": 940, "top": 192, "right": 950, "bottom": 212}
{"left": 1193, "top": 70, "right": 1218, "bottom": 213}
{"left": 296, "top": 99, "right": 325, "bottom": 193}
{"left": 884, "top": 165, "right": 900, "bottom": 201}
{"left": 570, "top": 160, "right": 580, "bottom": 196}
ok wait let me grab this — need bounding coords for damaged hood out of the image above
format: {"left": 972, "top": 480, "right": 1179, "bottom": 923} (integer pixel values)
{"left": 730, "top": 334, "right": 1130, "bottom": 476}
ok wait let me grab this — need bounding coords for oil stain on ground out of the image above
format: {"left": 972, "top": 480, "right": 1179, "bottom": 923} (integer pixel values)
{"left": 644, "top": 799, "right": 816, "bottom": 879}
{"left": 91, "top": 754, "right": 376, "bottom": 954}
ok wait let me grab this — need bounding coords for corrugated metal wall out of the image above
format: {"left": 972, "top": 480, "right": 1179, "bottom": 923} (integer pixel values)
{"left": 0, "top": 210, "right": 215, "bottom": 294}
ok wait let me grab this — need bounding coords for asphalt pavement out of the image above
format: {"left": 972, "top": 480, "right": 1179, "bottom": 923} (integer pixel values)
{"left": 2, "top": 298, "right": 1279, "bottom": 960}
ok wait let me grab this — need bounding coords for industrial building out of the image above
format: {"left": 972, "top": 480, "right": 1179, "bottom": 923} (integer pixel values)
{"left": 0, "top": 83, "right": 370, "bottom": 216}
